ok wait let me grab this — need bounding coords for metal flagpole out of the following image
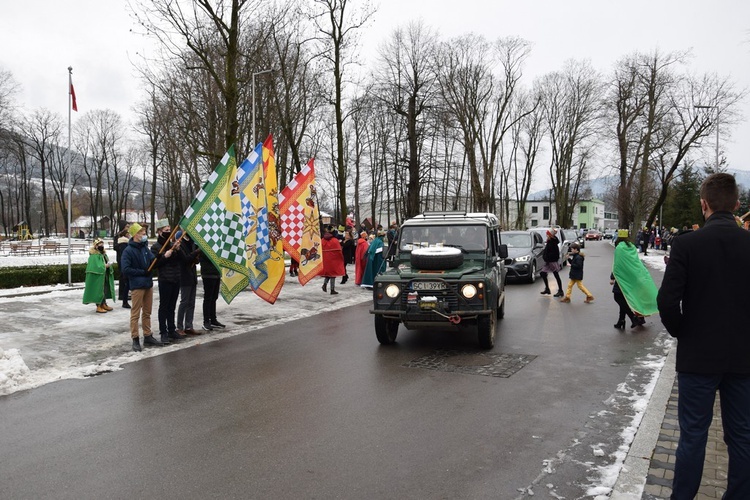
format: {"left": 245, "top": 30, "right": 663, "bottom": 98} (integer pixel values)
{"left": 67, "top": 67, "right": 73, "bottom": 286}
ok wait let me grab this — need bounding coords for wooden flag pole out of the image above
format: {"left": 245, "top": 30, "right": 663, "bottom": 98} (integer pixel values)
{"left": 147, "top": 225, "right": 186, "bottom": 273}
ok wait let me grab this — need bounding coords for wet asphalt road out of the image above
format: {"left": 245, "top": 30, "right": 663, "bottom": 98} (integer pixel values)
{"left": 0, "top": 241, "right": 668, "bottom": 499}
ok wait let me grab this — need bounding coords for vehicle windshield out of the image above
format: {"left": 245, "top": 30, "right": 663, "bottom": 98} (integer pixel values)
{"left": 502, "top": 233, "right": 531, "bottom": 248}
{"left": 399, "top": 224, "right": 487, "bottom": 252}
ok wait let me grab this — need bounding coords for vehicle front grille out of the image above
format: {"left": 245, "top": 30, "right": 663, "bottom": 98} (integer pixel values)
{"left": 401, "top": 284, "right": 460, "bottom": 310}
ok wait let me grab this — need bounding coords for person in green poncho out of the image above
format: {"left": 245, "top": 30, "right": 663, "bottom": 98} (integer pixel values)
{"left": 82, "top": 238, "right": 116, "bottom": 313}
{"left": 611, "top": 230, "right": 657, "bottom": 328}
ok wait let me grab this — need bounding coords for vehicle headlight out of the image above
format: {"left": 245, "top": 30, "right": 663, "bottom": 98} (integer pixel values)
{"left": 461, "top": 284, "right": 477, "bottom": 299}
{"left": 385, "top": 284, "right": 401, "bottom": 298}
{"left": 516, "top": 255, "right": 530, "bottom": 262}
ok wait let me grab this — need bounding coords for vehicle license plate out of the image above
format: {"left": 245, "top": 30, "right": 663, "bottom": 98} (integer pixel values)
{"left": 412, "top": 281, "right": 447, "bottom": 291}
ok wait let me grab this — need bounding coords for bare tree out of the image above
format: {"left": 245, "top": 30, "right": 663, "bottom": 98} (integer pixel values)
{"left": 0, "top": 68, "right": 19, "bottom": 133}
{"left": 506, "top": 88, "right": 543, "bottom": 229}
{"left": 132, "top": 0, "right": 258, "bottom": 159}
{"left": 374, "top": 20, "right": 439, "bottom": 218}
{"left": 538, "top": 60, "right": 604, "bottom": 227}
{"left": 438, "top": 34, "right": 532, "bottom": 212}
{"left": 310, "top": 0, "right": 374, "bottom": 220}
{"left": 263, "top": 4, "right": 327, "bottom": 181}
{"left": 606, "top": 49, "right": 745, "bottom": 232}
{"left": 21, "top": 109, "right": 62, "bottom": 236}
{"left": 74, "top": 110, "right": 124, "bottom": 236}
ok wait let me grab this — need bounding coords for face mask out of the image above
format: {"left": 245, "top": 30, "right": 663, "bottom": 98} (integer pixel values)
{"left": 97, "top": 246, "right": 105, "bottom": 252}
{"left": 140, "top": 235, "right": 148, "bottom": 244}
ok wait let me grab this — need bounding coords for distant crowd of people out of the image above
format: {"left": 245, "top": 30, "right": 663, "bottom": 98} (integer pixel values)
{"left": 314, "top": 221, "right": 399, "bottom": 294}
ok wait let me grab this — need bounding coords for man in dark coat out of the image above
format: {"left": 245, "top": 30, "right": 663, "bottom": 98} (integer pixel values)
{"left": 657, "top": 173, "right": 750, "bottom": 499}
{"left": 199, "top": 252, "right": 223, "bottom": 331}
{"left": 176, "top": 232, "right": 201, "bottom": 336}
{"left": 151, "top": 219, "right": 186, "bottom": 344}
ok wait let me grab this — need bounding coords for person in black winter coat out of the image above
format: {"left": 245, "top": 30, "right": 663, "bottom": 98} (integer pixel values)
{"left": 657, "top": 173, "right": 750, "bottom": 499}
{"left": 540, "top": 228, "right": 564, "bottom": 297}
{"left": 559, "top": 243, "right": 594, "bottom": 303}
{"left": 176, "top": 233, "right": 201, "bottom": 336}
{"left": 340, "top": 230, "right": 355, "bottom": 285}
{"left": 151, "top": 219, "right": 185, "bottom": 344}
{"left": 199, "top": 252, "right": 224, "bottom": 331}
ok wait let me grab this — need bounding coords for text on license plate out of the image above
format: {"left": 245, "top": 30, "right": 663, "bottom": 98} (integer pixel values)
{"left": 412, "top": 281, "right": 447, "bottom": 291}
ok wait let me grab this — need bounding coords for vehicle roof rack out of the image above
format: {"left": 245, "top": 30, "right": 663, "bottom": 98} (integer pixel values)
{"left": 411, "top": 211, "right": 498, "bottom": 225}
{"left": 421, "top": 211, "right": 467, "bottom": 217}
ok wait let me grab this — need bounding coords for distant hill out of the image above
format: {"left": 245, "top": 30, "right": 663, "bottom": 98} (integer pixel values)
{"left": 529, "top": 168, "right": 750, "bottom": 200}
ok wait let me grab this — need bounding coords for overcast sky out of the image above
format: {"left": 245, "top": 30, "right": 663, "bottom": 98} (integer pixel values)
{"left": 1, "top": 0, "right": 748, "bottom": 178}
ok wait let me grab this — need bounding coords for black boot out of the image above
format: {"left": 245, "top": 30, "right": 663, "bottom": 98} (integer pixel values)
{"left": 160, "top": 333, "right": 172, "bottom": 345}
{"left": 553, "top": 290, "right": 564, "bottom": 298}
{"left": 143, "top": 335, "right": 163, "bottom": 347}
{"left": 122, "top": 301, "right": 131, "bottom": 309}
{"left": 340, "top": 275, "right": 348, "bottom": 285}
{"left": 331, "top": 289, "right": 339, "bottom": 295}
{"left": 614, "top": 320, "right": 625, "bottom": 330}
{"left": 540, "top": 288, "right": 551, "bottom": 295}
{"left": 322, "top": 282, "right": 327, "bottom": 292}
{"left": 132, "top": 338, "right": 142, "bottom": 352}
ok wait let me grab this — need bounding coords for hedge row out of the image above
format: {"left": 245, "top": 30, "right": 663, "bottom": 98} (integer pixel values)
{"left": 0, "top": 264, "right": 122, "bottom": 289}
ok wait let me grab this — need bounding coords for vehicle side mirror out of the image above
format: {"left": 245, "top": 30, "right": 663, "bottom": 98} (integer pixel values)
{"left": 498, "top": 243, "right": 508, "bottom": 259}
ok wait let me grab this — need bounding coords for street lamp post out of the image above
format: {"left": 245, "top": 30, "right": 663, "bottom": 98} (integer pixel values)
{"left": 252, "top": 68, "right": 274, "bottom": 145}
{"left": 695, "top": 104, "right": 719, "bottom": 170}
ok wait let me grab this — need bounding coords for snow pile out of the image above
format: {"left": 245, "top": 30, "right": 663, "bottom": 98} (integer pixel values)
{"left": 585, "top": 343, "right": 673, "bottom": 499}
{"left": 0, "top": 348, "right": 31, "bottom": 394}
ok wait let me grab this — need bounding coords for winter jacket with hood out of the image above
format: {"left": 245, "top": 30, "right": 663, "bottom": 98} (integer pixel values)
{"left": 121, "top": 238, "right": 155, "bottom": 290}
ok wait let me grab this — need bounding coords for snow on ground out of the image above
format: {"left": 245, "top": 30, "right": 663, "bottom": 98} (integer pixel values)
{"left": 0, "top": 251, "right": 370, "bottom": 396}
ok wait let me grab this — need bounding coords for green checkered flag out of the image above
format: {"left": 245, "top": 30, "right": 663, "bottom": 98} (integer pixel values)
{"left": 179, "top": 145, "right": 250, "bottom": 303}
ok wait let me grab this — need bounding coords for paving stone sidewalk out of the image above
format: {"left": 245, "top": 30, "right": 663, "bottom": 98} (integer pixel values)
{"left": 642, "top": 382, "right": 728, "bottom": 499}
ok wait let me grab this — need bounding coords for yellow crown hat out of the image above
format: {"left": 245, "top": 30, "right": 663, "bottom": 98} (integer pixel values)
{"left": 617, "top": 229, "right": 629, "bottom": 239}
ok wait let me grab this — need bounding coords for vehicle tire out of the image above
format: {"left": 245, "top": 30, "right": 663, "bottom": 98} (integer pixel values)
{"left": 497, "top": 293, "right": 505, "bottom": 319}
{"left": 374, "top": 315, "right": 399, "bottom": 345}
{"left": 527, "top": 261, "right": 537, "bottom": 284}
{"left": 477, "top": 310, "right": 497, "bottom": 349}
{"left": 410, "top": 247, "right": 463, "bottom": 270}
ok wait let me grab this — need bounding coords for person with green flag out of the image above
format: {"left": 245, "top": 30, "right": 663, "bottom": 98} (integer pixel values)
{"left": 611, "top": 230, "right": 657, "bottom": 329}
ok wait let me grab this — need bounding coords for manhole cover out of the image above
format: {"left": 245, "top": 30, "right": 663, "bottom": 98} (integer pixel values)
{"left": 403, "top": 350, "right": 536, "bottom": 378}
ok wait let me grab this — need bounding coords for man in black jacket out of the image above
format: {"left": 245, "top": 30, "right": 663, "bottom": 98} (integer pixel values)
{"left": 657, "top": 173, "right": 750, "bottom": 499}
{"left": 151, "top": 219, "right": 186, "bottom": 344}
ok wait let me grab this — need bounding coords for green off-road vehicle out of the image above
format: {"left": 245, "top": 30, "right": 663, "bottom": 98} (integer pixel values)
{"left": 370, "top": 212, "right": 508, "bottom": 349}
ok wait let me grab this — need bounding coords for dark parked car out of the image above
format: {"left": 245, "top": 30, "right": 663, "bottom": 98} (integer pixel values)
{"left": 501, "top": 230, "right": 544, "bottom": 283}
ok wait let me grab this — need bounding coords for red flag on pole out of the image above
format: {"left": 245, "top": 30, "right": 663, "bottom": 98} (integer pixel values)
{"left": 70, "top": 82, "right": 78, "bottom": 112}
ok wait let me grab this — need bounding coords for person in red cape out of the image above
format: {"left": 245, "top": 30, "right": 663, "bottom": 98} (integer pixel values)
{"left": 354, "top": 231, "right": 369, "bottom": 286}
{"left": 321, "top": 225, "right": 345, "bottom": 295}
